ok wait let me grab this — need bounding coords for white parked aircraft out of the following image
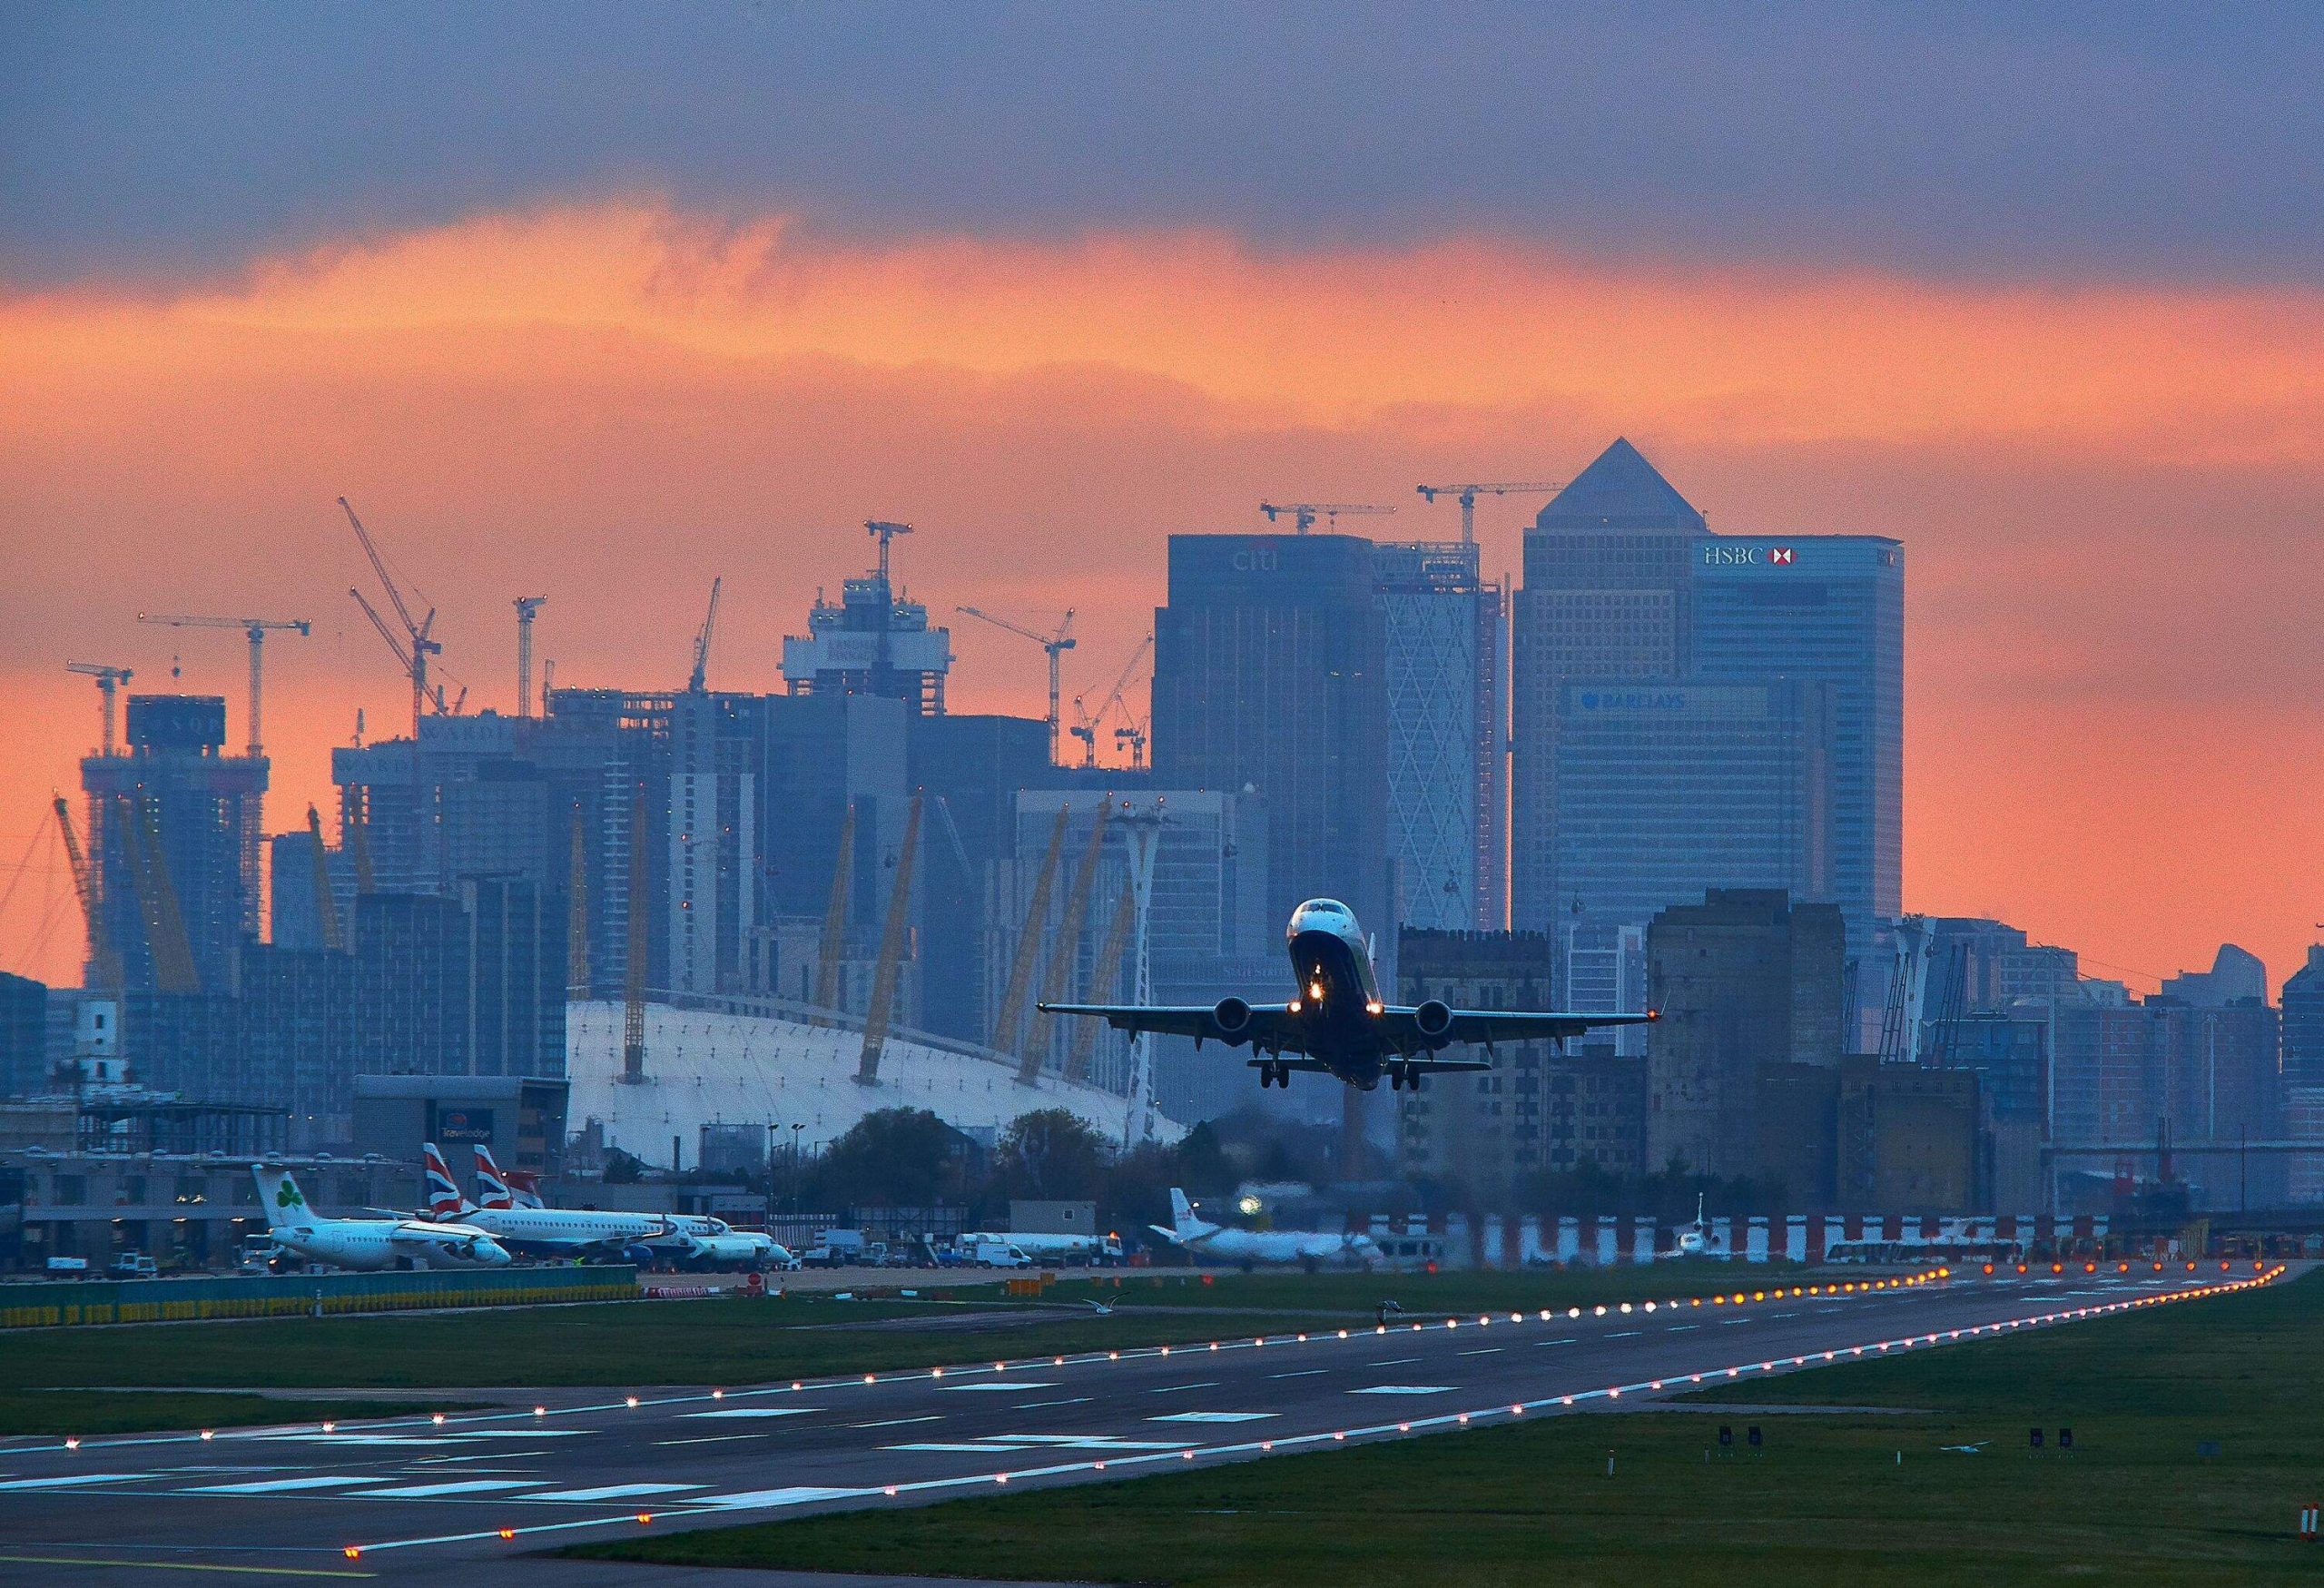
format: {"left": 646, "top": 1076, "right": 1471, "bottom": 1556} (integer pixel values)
{"left": 424, "top": 1144, "right": 668, "bottom": 1260}
{"left": 1044, "top": 898, "right": 1651, "bottom": 1091}
{"left": 253, "top": 1165, "right": 510, "bottom": 1272}
{"left": 1148, "top": 1189, "right": 1380, "bottom": 1271}
{"left": 451, "top": 1145, "right": 791, "bottom": 1270}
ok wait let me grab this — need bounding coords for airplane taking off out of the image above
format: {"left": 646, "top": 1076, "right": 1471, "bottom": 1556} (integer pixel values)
{"left": 1042, "top": 898, "right": 1653, "bottom": 1090}
{"left": 1148, "top": 1189, "right": 1380, "bottom": 1270}
{"left": 253, "top": 1165, "right": 510, "bottom": 1272}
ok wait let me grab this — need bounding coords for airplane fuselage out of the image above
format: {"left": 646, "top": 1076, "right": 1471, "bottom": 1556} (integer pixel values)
{"left": 1276, "top": 900, "right": 1394, "bottom": 1087}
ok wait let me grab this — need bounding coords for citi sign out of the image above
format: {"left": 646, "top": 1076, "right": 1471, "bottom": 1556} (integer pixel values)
{"left": 1702, "top": 544, "right": 1797, "bottom": 567}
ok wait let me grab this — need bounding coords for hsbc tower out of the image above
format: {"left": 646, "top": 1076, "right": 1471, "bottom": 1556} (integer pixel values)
{"left": 1512, "top": 439, "right": 1902, "bottom": 1031}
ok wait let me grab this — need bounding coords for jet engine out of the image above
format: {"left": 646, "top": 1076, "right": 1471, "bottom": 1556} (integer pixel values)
{"left": 1212, "top": 996, "right": 1254, "bottom": 1038}
{"left": 1414, "top": 999, "right": 1454, "bottom": 1039}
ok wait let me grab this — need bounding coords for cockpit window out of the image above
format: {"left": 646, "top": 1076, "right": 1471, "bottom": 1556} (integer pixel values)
{"left": 1304, "top": 899, "right": 1349, "bottom": 915}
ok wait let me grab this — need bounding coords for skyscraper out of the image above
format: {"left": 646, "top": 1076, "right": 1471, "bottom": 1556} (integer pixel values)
{"left": 1513, "top": 439, "right": 1902, "bottom": 998}
{"left": 82, "top": 695, "right": 267, "bottom": 992}
{"left": 1373, "top": 540, "right": 1507, "bottom": 931}
{"left": 1152, "top": 533, "right": 1391, "bottom": 935}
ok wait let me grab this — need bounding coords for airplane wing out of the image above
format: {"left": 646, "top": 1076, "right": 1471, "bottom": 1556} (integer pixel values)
{"left": 1381, "top": 1007, "right": 1656, "bottom": 1047}
{"left": 1039, "top": 1001, "right": 1297, "bottom": 1047}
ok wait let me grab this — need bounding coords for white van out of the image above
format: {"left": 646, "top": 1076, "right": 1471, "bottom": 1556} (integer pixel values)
{"left": 965, "top": 1238, "right": 1032, "bottom": 1269}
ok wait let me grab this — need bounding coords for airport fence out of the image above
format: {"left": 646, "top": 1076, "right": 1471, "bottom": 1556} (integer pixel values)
{"left": 0, "top": 1265, "right": 641, "bottom": 1329}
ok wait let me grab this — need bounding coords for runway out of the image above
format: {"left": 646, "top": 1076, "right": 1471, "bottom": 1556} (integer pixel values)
{"left": 0, "top": 1264, "right": 2279, "bottom": 1583}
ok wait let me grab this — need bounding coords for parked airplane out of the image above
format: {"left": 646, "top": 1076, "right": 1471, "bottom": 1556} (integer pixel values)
{"left": 1042, "top": 898, "right": 1651, "bottom": 1090}
{"left": 423, "top": 1143, "right": 665, "bottom": 1260}
{"left": 457, "top": 1144, "right": 791, "bottom": 1270}
{"left": 1148, "top": 1188, "right": 1380, "bottom": 1271}
{"left": 471, "top": 1148, "right": 543, "bottom": 1209}
{"left": 253, "top": 1164, "right": 510, "bottom": 1272}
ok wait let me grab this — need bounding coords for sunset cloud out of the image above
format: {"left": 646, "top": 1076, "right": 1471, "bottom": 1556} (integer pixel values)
{"left": 5, "top": 202, "right": 2322, "bottom": 989}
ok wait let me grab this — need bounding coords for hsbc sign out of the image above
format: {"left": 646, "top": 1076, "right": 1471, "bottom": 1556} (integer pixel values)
{"left": 1702, "top": 544, "right": 1797, "bottom": 567}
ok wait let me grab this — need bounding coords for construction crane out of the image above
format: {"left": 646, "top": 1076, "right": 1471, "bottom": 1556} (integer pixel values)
{"left": 136, "top": 614, "right": 310, "bottom": 757}
{"left": 339, "top": 496, "right": 442, "bottom": 739}
{"left": 855, "top": 794, "right": 922, "bottom": 1086}
{"left": 513, "top": 597, "right": 546, "bottom": 719}
{"left": 686, "top": 577, "right": 722, "bottom": 694}
{"left": 1068, "top": 634, "right": 1152, "bottom": 770}
{"left": 52, "top": 795, "right": 122, "bottom": 990}
{"left": 864, "top": 519, "right": 912, "bottom": 583}
{"left": 957, "top": 606, "right": 1075, "bottom": 764}
{"left": 1413, "top": 481, "right": 1564, "bottom": 542}
{"left": 1113, "top": 707, "right": 1149, "bottom": 772}
{"left": 305, "top": 804, "right": 344, "bottom": 952}
{"left": 65, "top": 663, "right": 133, "bottom": 756}
{"left": 1257, "top": 501, "right": 1396, "bottom": 535}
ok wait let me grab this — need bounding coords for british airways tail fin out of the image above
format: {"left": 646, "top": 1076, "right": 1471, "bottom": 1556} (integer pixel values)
{"left": 471, "top": 1145, "right": 516, "bottom": 1210}
{"left": 421, "top": 1143, "right": 477, "bottom": 1219}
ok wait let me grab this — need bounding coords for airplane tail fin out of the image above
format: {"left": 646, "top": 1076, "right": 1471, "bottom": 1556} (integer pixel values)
{"left": 251, "top": 1164, "right": 314, "bottom": 1229}
{"left": 502, "top": 1166, "right": 545, "bottom": 1210}
{"left": 1167, "top": 1188, "right": 1197, "bottom": 1238}
{"left": 421, "top": 1143, "right": 475, "bottom": 1219}
{"left": 472, "top": 1145, "right": 516, "bottom": 1211}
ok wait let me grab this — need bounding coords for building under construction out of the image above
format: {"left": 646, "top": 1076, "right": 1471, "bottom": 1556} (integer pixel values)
{"left": 79, "top": 695, "right": 266, "bottom": 993}
{"left": 780, "top": 522, "right": 952, "bottom": 715}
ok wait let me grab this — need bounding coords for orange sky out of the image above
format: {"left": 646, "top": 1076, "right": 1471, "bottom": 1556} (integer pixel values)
{"left": 5, "top": 202, "right": 2321, "bottom": 991}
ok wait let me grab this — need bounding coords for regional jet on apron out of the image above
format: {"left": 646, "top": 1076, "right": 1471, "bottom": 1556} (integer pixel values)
{"left": 1040, "top": 898, "right": 1653, "bottom": 1092}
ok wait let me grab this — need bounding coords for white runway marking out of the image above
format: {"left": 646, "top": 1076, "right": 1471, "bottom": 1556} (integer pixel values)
{"left": 888, "top": 1442, "right": 1018, "bottom": 1454}
{"left": 1149, "top": 1381, "right": 1220, "bottom": 1394}
{"left": 850, "top": 1415, "right": 945, "bottom": 1429}
{"left": 527, "top": 1483, "right": 706, "bottom": 1502}
{"left": 185, "top": 1475, "right": 374, "bottom": 1494}
{"left": 696, "top": 1485, "right": 868, "bottom": 1510}
{"left": 352, "top": 1478, "right": 541, "bottom": 1497}
{"left": 940, "top": 1382, "right": 1056, "bottom": 1392}
{"left": 685, "top": 1408, "right": 818, "bottom": 1419}
{"left": 1350, "top": 1386, "right": 1454, "bottom": 1396}
{"left": 1268, "top": 1369, "right": 1328, "bottom": 1379}
{"left": 655, "top": 1434, "right": 766, "bottom": 1446}
{"left": 1373, "top": 1356, "right": 1422, "bottom": 1366}
{"left": 1606, "top": 1332, "right": 1641, "bottom": 1340}
{"left": 0, "top": 1474, "right": 153, "bottom": 1491}
{"left": 442, "top": 1429, "right": 589, "bottom": 1438}
{"left": 1459, "top": 1346, "right": 1506, "bottom": 1355}
{"left": 1150, "top": 1412, "right": 1275, "bottom": 1424}
{"left": 1665, "top": 1325, "right": 1699, "bottom": 1332}
{"left": 1011, "top": 1397, "right": 1090, "bottom": 1410}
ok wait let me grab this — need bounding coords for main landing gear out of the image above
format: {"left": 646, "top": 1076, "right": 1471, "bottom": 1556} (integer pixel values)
{"left": 1256, "top": 1060, "right": 1291, "bottom": 1088}
{"left": 1387, "top": 1062, "right": 1421, "bottom": 1091}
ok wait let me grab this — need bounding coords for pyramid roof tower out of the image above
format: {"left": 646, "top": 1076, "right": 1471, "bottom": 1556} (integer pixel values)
{"left": 1534, "top": 438, "right": 1708, "bottom": 535}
